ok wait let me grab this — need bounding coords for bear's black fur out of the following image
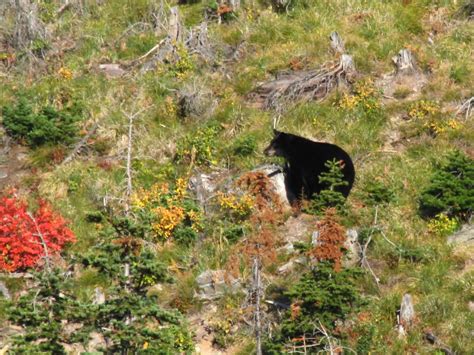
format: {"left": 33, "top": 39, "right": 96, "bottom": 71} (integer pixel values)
{"left": 264, "top": 130, "right": 355, "bottom": 201}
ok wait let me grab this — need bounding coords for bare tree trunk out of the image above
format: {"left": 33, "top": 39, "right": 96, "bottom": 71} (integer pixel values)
{"left": 253, "top": 257, "right": 262, "bottom": 355}
{"left": 11, "top": 0, "right": 48, "bottom": 54}
{"left": 168, "top": 6, "right": 182, "bottom": 43}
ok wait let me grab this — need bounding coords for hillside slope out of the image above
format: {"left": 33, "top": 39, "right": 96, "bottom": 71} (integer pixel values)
{"left": 0, "top": 0, "right": 473, "bottom": 354}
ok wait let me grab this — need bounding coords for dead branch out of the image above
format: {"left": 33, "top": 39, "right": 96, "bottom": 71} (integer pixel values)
{"left": 253, "top": 257, "right": 263, "bottom": 355}
{"left": 62, "top": 122, "right": 100, "bottom": 165}
{"left": 130, "top": 6, "right": 214, "bottom": 71}
{"left": 359, "top": 206, "right": 381, "bottom": 288}
{"left": 56, "top": 0, "right": 72, "bottom": 17}
{"left": 149, "top": 0, "right": 169, "bottom": 35}
{"left": 254, "top": 54, "right": 356, "bottom": 111}
{"left": 121, "top": 106, "right": 150, "bottom": 214}
{"left": 26, "top": 211, "right": 51, "bottom": 273}
{"left": 456, "top": 96, "right": 473, "bottom": 120}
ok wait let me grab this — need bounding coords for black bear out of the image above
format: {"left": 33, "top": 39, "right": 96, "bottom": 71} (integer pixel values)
{"left": 264, "top": 130, "right": 355, "bottom": 201}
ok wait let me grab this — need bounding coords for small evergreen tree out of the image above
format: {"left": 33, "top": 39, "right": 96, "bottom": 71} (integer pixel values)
{"left": 81, "top": 223, "right": 194, "bottom": 353}
{"left": 306, "top": 159, "right": 348, "bottom": 214}
{"left": 419, "top": 150, "right": 474, "bottom": 221}
{"left": 1, "top": 96, "right": 80, "bottom": 147}
{"left": 263, "top": 262, "right": 363, "bottom": 354}
{"left": 8, "top": 269, "right": 91, "bottom": 354}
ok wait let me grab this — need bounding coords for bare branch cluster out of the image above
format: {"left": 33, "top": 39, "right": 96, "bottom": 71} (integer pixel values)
{"left": 251, "top": 32, "right": 356, "bottom": 112}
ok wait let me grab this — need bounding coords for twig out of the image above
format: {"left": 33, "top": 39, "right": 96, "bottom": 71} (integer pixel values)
{"left": 133, "top": 37, "right": 167, "bottom": 63}
{"left": 455, "top": 96, "right": 473, "bottom": 120}
{"left": 56, "top": 0, "right": 71, "bottom": 17}
{"left": 62, "top": 122, "right": 100, "bottom": 165}
{"left": 121, "top": 105, "right": 151, "bottom": 214}
{"left": 359, "top": 207, "right": 380, "bottom": 288}
{"left": 26, "top": 211, "right": 51, "bottom": 273}
{"left": 317, "top": 320, "right": 335, "bottom": 355}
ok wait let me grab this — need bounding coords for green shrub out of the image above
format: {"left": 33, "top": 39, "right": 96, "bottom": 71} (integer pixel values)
{"left": 264, "top": 261, "right": 363, "bottom": 352}
{"left": 363, "top": 180, "right": 395, "bottom": 206}
{"left": 176, "top": 124, "right": 220, "bottom": 165}
{"left": 450, "top": 63, "right": 470, "bottom": 84}
{"left": 223, "top": 224, "right": 246, "bottom": 243}
{"left": 233, "top": 134, "right": 257, "bottom": 157}
{"left": 419, "top": 151, "right": 474, "bottom": 221}
{"left": 1, "top": 97, "right": 80, "bottom": 147}
{"left": 174, "top": 226, "right": 199, "bottom": 245}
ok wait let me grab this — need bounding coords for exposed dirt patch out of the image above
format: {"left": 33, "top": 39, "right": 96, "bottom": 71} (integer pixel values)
{"left": 0, "top": 135, "right": 30, "bottom": 191}
{"left": 377, "top": 71, "right": 428, "bottom": 104}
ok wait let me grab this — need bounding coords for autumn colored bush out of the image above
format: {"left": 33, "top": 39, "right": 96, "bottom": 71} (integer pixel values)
{"left": 227, "top": 172, "right": 284, "bottom": 274}
{"left": 310, "top": 208, "right": 347, "bottom": 272}
{"left": 131, "top": 178, "right": 202, "bottom": 240}
{"left": 0, "top": 192, "right": 76, "bottom": 272}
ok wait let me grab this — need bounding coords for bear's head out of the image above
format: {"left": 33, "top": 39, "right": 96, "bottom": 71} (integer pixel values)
{"left": 264, "top": 130, "right": 292, "bottom": 158}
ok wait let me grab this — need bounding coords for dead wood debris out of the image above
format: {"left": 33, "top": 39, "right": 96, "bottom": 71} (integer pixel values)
{"left": 456, "top": 96, "right": 474, "bottom": 120}
{"left": 252, "top": 53, "right": 356, "bottom": 111}
{"left": 129, "top": 6, "right": 214, "bottom": 72}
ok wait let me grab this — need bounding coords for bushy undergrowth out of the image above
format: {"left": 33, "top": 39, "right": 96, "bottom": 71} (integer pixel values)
{"left": 1, "top": 0, "right": 473, "bottom": 353}
{"left": 1, "top": 96, "right": 81, "bottom": 147}
{"left": 419, "top": 150, "right": 474, "bottom": 221}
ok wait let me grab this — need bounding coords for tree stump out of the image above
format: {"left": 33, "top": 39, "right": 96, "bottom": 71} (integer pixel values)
{"left": 329, "top": 31, "right": 345, "bottom": 54}
{"left": 392, "top": 49, "right": 418, "bottom": 75}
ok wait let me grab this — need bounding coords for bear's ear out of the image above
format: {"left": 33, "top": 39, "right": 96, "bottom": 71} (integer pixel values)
{"left": 273, "top": 129, "right": 280, "bottom": 135}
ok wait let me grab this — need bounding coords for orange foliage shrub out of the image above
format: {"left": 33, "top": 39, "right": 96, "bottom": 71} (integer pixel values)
{"left": 228, "top": 172, "right": 285, "bottom": 274}
{"left": 310, "top": 208, "right": 347, "bottom": 272}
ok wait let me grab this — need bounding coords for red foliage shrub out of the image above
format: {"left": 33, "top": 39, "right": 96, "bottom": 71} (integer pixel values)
{"left": 0, "top": 192, "right": 76, "bottom": 272}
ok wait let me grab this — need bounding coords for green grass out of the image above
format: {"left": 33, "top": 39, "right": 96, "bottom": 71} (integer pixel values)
{"left": 0, "top": 0, "right": 473, "bottom": 353}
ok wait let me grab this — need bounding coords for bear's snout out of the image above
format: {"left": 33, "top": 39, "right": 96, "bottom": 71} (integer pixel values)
{"left": 264, "top": 145, "right": 276, "bottom": 156}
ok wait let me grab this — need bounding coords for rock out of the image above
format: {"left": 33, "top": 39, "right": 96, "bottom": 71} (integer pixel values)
{"left": 98, "top": 64, "right": 126, "bottom": 78}
{"left": 63, "top": 322, "right": 83, "bottom": 338}
{"left": 93, "top": 287, "right": 105, "bottom": 305}
{"left": 280, "top": 214, "right": 316, "bottom": 252}
{"left": 344, "top": 229, "right": 361, "bottom": 267}
{"left": 147, "top": 283, "right": 163, "bottom": 295}
{"left": 61, "top": 343, "right": 86, "bottom": 354}
{"left": 196, "top": 270, "right": 240, "bottom": 301}
{"left": 0, "top": 281, "right": 10, "bottom": 300}
{"left": 0, "top": 325, "right": 24, "bottom": 347}
{"left": 87, "top": 332, "right": 106, "bottom": 352}
{"left": 277, "top": 257, "right": 306, "bottom": 274}
{"left": 0, "top": 171, "right": 7, "bottom": 179}
{"left": 312, "top": 228, "right": 361, "bottom": 267}
{"left": 448, "top": 224, "right": 474, "bottom": 246}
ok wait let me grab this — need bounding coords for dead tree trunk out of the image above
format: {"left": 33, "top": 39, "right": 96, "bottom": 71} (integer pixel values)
{"left": 329, "top": 31, "right": 345, "bottom": 54}
{"left": 392, "top": 49, "right": 418, "bottom": 75}
{"left": 168, "top": 6, "right": 182, "bottom": 43}
{"left": 253, "top": 257, "right": 263, "bottom": 355}
{"left": 397, "top": 293, "right": 415, "bottom": 337}
{"left": 11, "top": 0, "right": 48, "bottom": 54}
